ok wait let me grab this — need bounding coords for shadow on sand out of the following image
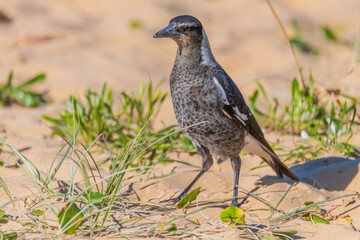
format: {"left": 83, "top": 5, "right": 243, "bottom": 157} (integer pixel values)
{"left": 257, "top": 157, "right": 360, "bottom": 191}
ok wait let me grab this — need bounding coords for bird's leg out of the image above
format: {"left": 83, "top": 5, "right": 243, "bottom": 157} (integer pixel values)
{"left": 173, "top": 169, "right": 205, "bottom": 203}
{"left": 174, "top": 146, "right": 213, "bottom": 203}
{"left": 230, "top": 156, "right": 241, "bottom": 206}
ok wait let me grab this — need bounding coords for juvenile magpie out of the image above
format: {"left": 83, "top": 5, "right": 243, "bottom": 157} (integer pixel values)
{"left": 154, "top": 15, "right": 299, "bottom": 206}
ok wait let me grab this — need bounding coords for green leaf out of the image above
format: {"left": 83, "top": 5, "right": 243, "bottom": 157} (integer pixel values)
{"left": 290, "top": 37, "right": 318, "bottom": 55}
{"left": 17, "top": 74, "right": 46, "bottom": 89}
{"left": 31, "top": 209, "right": 44, "bottom": 216}
{"left": 176, "top": 187, "right": 201, "bottom": 209}
{"left": 0, "top": 72, "right": 46, "bottom": 107}
{"left": 22, "top": 221, "right": 36, "bottom": 229}
{"left": 321, "top": 26, "right": 337, "bottom": 42}
{"left": 5, "top": 71, "right": 13, "bottom": 88}
{"left": 41, "top": 115, "right": 59, "bottom": 124}
{"left": 257, "top": 81, "right": 269, "bottom": 104}
{"left": 192, "top": 219, "right": 200, "bottom": 225}
{"left": 83, "top": 192, "right": 105, "bottom": 203}
{"left": 166, "top": 223, "right": 177, "bottom": 232}
{"left": 312, "top": 214, "right": 329, "bottom": 224}
{"left": 330, "top": 102, "right": 335, "bottom": 126}
{"left": 301, "top": 212, "right": 329, "bottom": 224}
{"left": 58, "top": 202, "right": 84, "bottom": 235}
{"left": 2, "top": 231, "right": 17, "bottom": 240}
{"left": 309, "top": 72, "right": 315, "bottom": 97}
{"left": 129, "top": 20, "right": 143, "bottom": 29}
{"left": 291, "top": 78, "right": 300, "bottom": 101}
{"left": 0, "top": 218, "right": 9, "bottom": 224}
{"left": 304, "top": 201, "right": 320, "bottom": 211}
{"left": 249, "top": 89, "right": 259, "bottom": 111}
{"left": 0, "top": 209, "right": 5, "bottom": 218}
{"left": 272, "top": 230, "right": 297, "bottom": 238}
{"left": 220, "top": 206, "right": 245, "bottom": 225}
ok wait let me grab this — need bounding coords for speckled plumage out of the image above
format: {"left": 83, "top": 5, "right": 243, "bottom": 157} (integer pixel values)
{"left": 154, "top": 15, "right": 298, "bottom": 206}
{"left": 170, "top": 60, "right": 246, "bottom": 158}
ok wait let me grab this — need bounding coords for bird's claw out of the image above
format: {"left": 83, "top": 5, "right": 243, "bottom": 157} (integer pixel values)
{"left": 173, "top": 192, "right": 187, "bottom": 205}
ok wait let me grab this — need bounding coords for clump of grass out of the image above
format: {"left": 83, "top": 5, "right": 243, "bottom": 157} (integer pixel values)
{"left": 0, "top": 71, "right": 46, "bottom": 107}
{"left": 1, "top": 130, "right": 359, "bottom": 239}
{"left": 262, "top": 0, "right": 359, "bottom": 162}
{"left": 287, "top": 18, "right": 346, "bottom": 58}
{"left": 249, "top": 80, "right": 284, "bottom": 130}
{"left": 0, "top": 112, "right": 181, "bottom": 237}
{"left": 288, "top": 21, "right": 341, "bottom": 56}
{"left": 249, "top": 73, "right": 359, "bottom": 159}
{"left": 288, "top": 20, "right": 319, "bottom": 56}
{"left": 42, "top": 81, "right": 194, "bottom": 167}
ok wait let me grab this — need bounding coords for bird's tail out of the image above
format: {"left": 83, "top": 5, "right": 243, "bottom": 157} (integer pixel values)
{"left": 260, "top": 155, "right": 299, "bottom": 181}
{"left": 243, "top": 136, "right": 299, "bottom": 181}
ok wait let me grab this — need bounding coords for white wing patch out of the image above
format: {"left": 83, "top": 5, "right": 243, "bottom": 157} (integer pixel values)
{"left": 213, "top": 76, "right": 249, "bottom": 126}
{"left": 233, "top": 106, "right": 248, "bottom": 126}
{"left": 213, "top": 76, "right": 230, "bottom": 105}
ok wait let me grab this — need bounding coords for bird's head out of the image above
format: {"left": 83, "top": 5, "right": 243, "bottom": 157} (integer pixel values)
{"left": 154, "top": 15, "right": 203, "bottom": 48}
{"left": 154, "top": 15, "right": 216, "bottom": 64}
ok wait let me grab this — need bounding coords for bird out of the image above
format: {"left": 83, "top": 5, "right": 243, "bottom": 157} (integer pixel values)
{"left": 154, "top": 15, "right": 299, "bottom": 206}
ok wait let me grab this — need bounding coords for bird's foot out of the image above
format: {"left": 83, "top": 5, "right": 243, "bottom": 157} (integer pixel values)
{"left": 173, "top": 191, "right": 187, "bottom": 204}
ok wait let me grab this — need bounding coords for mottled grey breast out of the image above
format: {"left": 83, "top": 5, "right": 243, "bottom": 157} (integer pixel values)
{"left": 170, "top": 63, "right": 246, "bottom": 157}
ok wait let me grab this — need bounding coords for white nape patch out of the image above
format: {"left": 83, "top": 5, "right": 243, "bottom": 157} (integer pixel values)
{"left": 233, "top": 106, "right": 248, "bottom": 125}
{"left": 200, "top": 29, "right": 217, "bottom": 66}
{"left": 213, "top": 77, "right": 230, "bottom": 105}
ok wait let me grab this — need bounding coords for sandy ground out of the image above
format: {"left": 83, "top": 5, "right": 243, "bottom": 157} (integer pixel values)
{"left": 0, "top": 0, "right": 360, "bottom": 239}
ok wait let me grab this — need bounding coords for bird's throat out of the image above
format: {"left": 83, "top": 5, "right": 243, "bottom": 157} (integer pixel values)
{"left": 174, "top": 29, "right": 217, "bottom": 67}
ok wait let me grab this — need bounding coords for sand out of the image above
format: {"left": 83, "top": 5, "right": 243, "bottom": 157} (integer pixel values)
{"left": 0, "top": 0, "right": 360, "bottom": 239}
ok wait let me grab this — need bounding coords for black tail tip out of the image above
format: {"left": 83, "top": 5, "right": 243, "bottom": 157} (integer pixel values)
{"left": 284, "top": 172, "right": 299, "bottom": 181}
{"left": 277, "top": 169, "right": 299, "bottom": 181}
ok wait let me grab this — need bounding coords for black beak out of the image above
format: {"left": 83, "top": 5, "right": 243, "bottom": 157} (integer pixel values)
{"left": 153, "top": 22, "right": 177, "bottom": 38}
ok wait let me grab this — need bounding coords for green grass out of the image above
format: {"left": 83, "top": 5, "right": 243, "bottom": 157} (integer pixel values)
{"left": 0, "top": 121, "right": 257, "bottom": 239}
{"left": 249, "top": 73, "right": 359, "bottom": 160}
{"left": 0, "top": 114, "right": 187, "bottom": 237}
{"left": 42, "top": 81, "right": 194, "bottom": 167}
{"left": 1, "top": 77, "right": 359, "bottom": 238}
{"left": 288, "top": 20, "right": 341, "bottom": 56}
{"left": 0, "top": 71, "right": 46, "bottom": 107}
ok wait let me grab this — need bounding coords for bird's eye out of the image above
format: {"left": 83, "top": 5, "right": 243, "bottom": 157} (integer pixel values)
{"left": 185, "top": 27, "right": 192, "bottom": 31}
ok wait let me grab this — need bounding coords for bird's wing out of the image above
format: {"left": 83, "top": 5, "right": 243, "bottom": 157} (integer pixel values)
{"left": 212, "top": 72, "right": 275, "bottom": 157}
{"left": 212, "top": 72, "right": 299, "bottom": 181}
